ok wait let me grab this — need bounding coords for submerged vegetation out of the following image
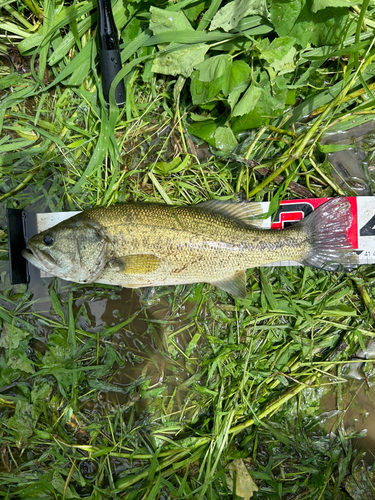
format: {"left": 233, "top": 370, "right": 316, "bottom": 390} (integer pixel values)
{"left": 1, "top": 0, "right": 375, "bottom": 498}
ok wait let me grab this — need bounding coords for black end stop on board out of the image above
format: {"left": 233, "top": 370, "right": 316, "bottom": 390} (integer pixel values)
{"left": 6, "top": 209, "right": 29, "bottom": 285}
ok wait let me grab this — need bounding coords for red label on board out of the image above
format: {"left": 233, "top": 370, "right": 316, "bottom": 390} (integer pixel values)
{"left": 270, "top": 197, "right": 358, "bottom": 249}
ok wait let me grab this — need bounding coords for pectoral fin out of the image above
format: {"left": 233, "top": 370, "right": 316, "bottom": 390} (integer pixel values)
{"left": 111, "top": 254, "right": 160, "bottom": 274}
{"left": 210, "top": 270, "right": 247, "bottom": 299}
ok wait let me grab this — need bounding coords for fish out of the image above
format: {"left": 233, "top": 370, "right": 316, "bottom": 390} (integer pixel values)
{"left": 21, "top": 198, "right": 356, "bottom": 299}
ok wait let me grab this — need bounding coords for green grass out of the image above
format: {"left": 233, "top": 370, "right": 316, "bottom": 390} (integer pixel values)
{"left": 1, "top": 0, "right": 375, "bottom": 498}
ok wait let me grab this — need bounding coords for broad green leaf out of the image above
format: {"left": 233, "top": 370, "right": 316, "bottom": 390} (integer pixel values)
{"left": 0, "top": 324, "right": 30, "bottom": 349}
{"left": 309, "top": 7, "right": 351, "bottom": 47}
{"left": 34, "top": 429, "right": 52, "bottom": 440}
{"left": 188, "top": 121, "right": 237, "bottom": 151}
{"left": 270, "top": 0, "right": 351, "bottom": 46}
{"left": 31, "top": 382, "right": 51, "bottom": 419}
{"left": 121, "top": 16, "right": 142, "bottom": 43}
{"left": 281, "top": 14, "right": 314, "bottom": 46}
{"left": 6, "top": 400, "right": 35, "bottom": 444}
{"left": 184, "top": 0, "right": 207, "bottom": 22}
{"left": 152, "top": 43, "right": 208, "bottom": 78}
{"left": 309, "top": 7, "right": 352, "bottom": 46}
{"left": 190, "top": 70, "right": 228, "bottom": 104}
{"left": 227, "top": 61, "right": 251, "bottom": 108}
{"left": 214, "top": 127, "right": 237, "bottom": 151}
{"left": 150, "top": 6, "right": 193, "bottom": 35}
{"left": 232, "top": 73, "right": 287, "bottom": 131}
{"left": 228, "top": 80, "right": 249, "bottom": 109}
{"left": 153, "top": 155, "right": 191, "bottom": 175}
{"left": 312, "top": 0, "right": 360, "bottom": 12}
{"left": 228, "top": 60, "right": 251, "bottom": 93}
{"left": 270, "top": 0, "right": 302, "bottom": 38}
{"left": 9, "top": 356, "right": 34, "bottom": 374}
{"left": 188, "top": 120, "right": 216, "bottom": 146}
{"left": 195, "top": 54, "right": 231, "bottom": 82}
{"left": 190, "top": 60, "right": 250, "bottom": 106}
{"left": 232, "top": 83, "right": 262, "bottom": 117}
{"left": 256, "top": 37, "right": 296, "bottom": 76}
{"left": 51, "top": 471, "right": 76, "bottom": 499}
{"left": 210, "top": 0, "right": 268, "bottom": 32}
{"left": 286, "top": 88, "right": 297, "bottom": 104}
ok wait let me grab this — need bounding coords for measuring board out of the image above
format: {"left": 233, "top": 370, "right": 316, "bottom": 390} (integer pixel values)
{"left": 7, "top": 197, "right": 375, "bottom": 284}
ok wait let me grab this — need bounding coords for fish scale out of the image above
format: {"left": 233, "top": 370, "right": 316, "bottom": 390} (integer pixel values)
{"left": 86, "top": 204, "right": 305, "bottom": 285}
{"left": 22, "top": 198, "right": 356, "bottom": 298}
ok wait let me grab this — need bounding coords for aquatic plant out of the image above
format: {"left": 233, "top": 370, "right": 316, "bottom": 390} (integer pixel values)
{"left": 1, "top": 0, "right": 375, "bottom": 498}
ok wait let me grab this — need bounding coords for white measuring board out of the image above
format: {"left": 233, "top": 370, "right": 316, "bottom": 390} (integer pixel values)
{"left": 256, "top": 196, "right": 374, "bottom": 266}
{"left": 25, "top": 197, "right": 375, "bottom": 279}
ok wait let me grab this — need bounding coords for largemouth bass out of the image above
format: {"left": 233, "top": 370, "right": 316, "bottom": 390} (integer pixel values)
{"left": 22, "top": 198, "right": 356, "bottom": 298}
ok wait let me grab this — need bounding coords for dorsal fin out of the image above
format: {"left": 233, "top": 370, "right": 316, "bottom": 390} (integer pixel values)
{"left": 198, "top": 200, "right": 264, "bottom": 228}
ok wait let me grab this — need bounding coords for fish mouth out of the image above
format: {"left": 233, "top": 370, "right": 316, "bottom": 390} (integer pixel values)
{"left": 22, "top": 245, "right": 57, "bottom": 273}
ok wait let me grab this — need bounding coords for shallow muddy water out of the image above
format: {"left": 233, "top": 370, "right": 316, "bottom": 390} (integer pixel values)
{"left": 322, "top": 118, "right": 375, "bottom": 195}
{"left": 20, "top": 267, "right": 201, "bottom": 425}
{"left": 7, "top": 259, "right": 375, "bottom": 463}
{"left": 320, "top": 349, "right": 375, "bottom": 464}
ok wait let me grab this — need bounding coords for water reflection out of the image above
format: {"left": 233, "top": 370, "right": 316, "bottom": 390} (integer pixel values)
{"left": 321, "top": 365, "right": 375, "bottom": 464}
{"left": 321, "top": 118, "right": 375, "bottom": 195}
{"left": 23, "top": 272, "right": 201, "bottom": 426}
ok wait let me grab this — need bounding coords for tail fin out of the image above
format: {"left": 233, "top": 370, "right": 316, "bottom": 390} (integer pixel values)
{"left": 299, "top": 198, "right": 358, "bottom": 271}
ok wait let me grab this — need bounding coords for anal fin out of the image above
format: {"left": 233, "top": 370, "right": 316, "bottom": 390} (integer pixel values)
{"left": 210, "top": 270, "right": 247, "bottom": 299}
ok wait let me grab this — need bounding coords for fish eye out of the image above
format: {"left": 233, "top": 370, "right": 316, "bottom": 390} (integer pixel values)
{"left": 43, "top": 235, "right": 54, "bottom": 246}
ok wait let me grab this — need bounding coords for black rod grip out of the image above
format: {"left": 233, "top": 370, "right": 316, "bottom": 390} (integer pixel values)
{"left": 97, "top": 0, "right": 126, "bottom": 107}
{"left": 99, "top": 49, "right": 126, "bottom": 106}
